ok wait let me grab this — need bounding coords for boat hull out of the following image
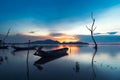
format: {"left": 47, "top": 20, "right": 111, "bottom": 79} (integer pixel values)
{"left": 34, "top": 48, "right": 68, "bottom": 58}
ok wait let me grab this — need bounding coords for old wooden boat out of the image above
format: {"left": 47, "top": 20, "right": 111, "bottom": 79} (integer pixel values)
{"left": 34, "top": 53, "right": 68, "bottom": 70}
{"left": 12, "top": 46, "right": 36, "bottom": 50}
{"left": 34, "top": 48, "right": 68, "bottom": 58}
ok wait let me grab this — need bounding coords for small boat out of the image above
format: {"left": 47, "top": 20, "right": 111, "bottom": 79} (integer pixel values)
{"left": 34, "top": 50, "right": 68, "bottom": 70}
{"left": 0, "top": 46, "right": 8, "bottom": 49}
{"left": 34, "top": 48, "right": 68, "bottom": 58}
{"left": 12, "top": 46, "right": 36, "bottom": 51}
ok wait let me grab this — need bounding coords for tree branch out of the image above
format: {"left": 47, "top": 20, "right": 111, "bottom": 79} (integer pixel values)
{"left": 3, "top": 28, "right": 11, "bottom": 41}
{"left": 93, "top": 26, "right": 97, "bottom": 31}
{"left": 86, "top": 26, "right": 91, "bottom": 31}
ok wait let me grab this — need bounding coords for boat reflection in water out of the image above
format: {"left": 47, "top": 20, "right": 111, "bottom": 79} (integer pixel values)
{"left": 34, "top": 48, "right": 68, "bottom": 70}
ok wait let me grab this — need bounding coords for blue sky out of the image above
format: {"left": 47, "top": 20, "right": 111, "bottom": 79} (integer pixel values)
{"left": 0, "top": 0, "right": 120, "bottom": 42}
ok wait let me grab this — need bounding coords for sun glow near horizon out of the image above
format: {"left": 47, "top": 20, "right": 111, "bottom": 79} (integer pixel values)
{"left": 53, "top": 35, "right": 80, "bottom": 43}
{"left": 21, "top": 32, "right": 80, "bottom": 43}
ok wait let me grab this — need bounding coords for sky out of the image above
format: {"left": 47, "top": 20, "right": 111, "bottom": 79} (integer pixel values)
{"left": 0, "top": 0, "right": 120, "bottom": 43}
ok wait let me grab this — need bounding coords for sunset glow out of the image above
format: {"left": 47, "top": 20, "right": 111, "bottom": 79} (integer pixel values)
{"left": 54, "top": 44, "right": 79, "bottom": 54}
{"left": 1, "top": 0, "right": 120, "bottom": 43}
{"left": 21, "top": 33, "right": 80, "bottom": 43}
{"left": 53, "top": 35, "right": 80, "bottom": 42}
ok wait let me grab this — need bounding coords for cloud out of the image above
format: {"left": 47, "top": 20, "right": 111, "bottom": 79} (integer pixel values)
{"left": 49, "top": 32, "right": 80, "bottom": 42}
{"left": 0, "top": 34, "right": 51, "bottom": 43}
{"left": 77, "top": 35, "right": 120, "bottom": 43}
{"left": 49, "top": 33, "right": 64, "bottom": 37}
{"left": 96, "top": 5, "right": 120, "bottom": 34}
{"left": 94, "top": 32, "right": 118, "bottom": 35}
{"left": 94, "top": 33, "right": 102, "bottom": 35}
{"left": 107, "top": 32, "right": 118, "bottom": 35}
{"left": 1, "top": 33, "right": 120, "bottom": 43}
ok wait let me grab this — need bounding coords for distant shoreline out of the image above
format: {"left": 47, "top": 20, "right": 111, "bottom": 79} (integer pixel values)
{"left": 5, "top": 43, "right": 120, "bottom": 45}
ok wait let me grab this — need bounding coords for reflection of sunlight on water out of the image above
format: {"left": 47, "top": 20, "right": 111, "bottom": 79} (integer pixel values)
{"left": 57, "top": 44, "right": 79, "bottom": 55}
{"left": 67, "top": 53, "right": 93, "bottom": 63}
{"left": 51, "top": 44, "right": 79, "bottom": 55}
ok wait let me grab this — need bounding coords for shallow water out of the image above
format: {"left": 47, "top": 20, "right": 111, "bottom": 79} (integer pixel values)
{"left": 0, "top": 45, "right": 120, "bottom": 80}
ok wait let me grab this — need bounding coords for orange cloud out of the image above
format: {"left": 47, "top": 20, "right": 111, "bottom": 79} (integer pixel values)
{"left": 21, "top": 32, "right": 80, "bottom": 42}
{"left": 52, "top": 34, "right": 80, "bottom": 43}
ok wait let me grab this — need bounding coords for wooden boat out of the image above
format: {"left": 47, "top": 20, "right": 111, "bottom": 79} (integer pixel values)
{"left": 34, "top": 48, "right": 68, "bottom": 58}
{"left": 12, "top": 46, "right": 36, "bottom": 50}
{"left": 0, "top": 46, "right": 8, "bottom": 49}
{"left": 34, "top": 50, "right": 68, "bottom": 70}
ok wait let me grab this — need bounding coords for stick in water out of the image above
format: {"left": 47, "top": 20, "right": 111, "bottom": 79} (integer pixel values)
{"left": 26, "top": 40, "right": 30, "bottom": 80}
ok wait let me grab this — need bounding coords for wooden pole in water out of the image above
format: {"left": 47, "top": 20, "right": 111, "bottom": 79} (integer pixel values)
{"left": 91, "top": 46, "right": 97, "bottom": 80}
{"left": 26, "top": 40, "right": 30, "bottom": 80}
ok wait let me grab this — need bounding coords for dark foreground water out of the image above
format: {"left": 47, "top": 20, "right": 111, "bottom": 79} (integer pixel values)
{"left": 0, "top": 45, "right": 120, "bottom": 80}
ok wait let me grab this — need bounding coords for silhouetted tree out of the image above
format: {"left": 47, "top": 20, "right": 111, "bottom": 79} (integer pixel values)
{"left": 1, "top": 28, "right": 11, "bottom": 46}
{"left": 3, "top": 28, "right": 11, "bottom": 42}
{"left": 86, "top": 13, "right": 97, "bottom": 49}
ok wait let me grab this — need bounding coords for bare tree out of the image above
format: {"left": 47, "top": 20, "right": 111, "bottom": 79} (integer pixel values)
{"left": 3, "top": 28, "right": 11, "bottom": 42}
{"left": 86, "top": 13, "right": 97, "bottom": 49}
{"left": 2, "top": 28, "right": 11, "bottom": 46}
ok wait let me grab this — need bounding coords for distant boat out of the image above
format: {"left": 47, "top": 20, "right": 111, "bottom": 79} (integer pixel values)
{"left": 0, "top": 46, "right": 8, "bottom": 49}
{"left": 34, "top": 48, "right": 68, "bottom": 58}
{"left": 12, "top": 46, "right": 36, "bottom": 51}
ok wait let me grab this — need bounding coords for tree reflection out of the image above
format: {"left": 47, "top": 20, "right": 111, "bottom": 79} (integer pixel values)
{"left": 90, "top": 47, "right": 97, "bottom": 80}
{"left": 0, "top": 56, "right": 3, "bottom": 65}
{"left": 26, "top": 40, "right": 30, "bottom": 80}
{"left": 0, "top": 50, "right": 8, "bottom": 65}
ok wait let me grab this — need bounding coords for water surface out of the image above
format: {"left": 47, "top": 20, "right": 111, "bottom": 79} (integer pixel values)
{"left": 0, "top": 45, "right": 120, "bottom": 80}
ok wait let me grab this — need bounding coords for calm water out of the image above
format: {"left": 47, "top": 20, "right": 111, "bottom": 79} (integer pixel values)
{"left": 0, "top": 45, "right": 120, "bottom": 80}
